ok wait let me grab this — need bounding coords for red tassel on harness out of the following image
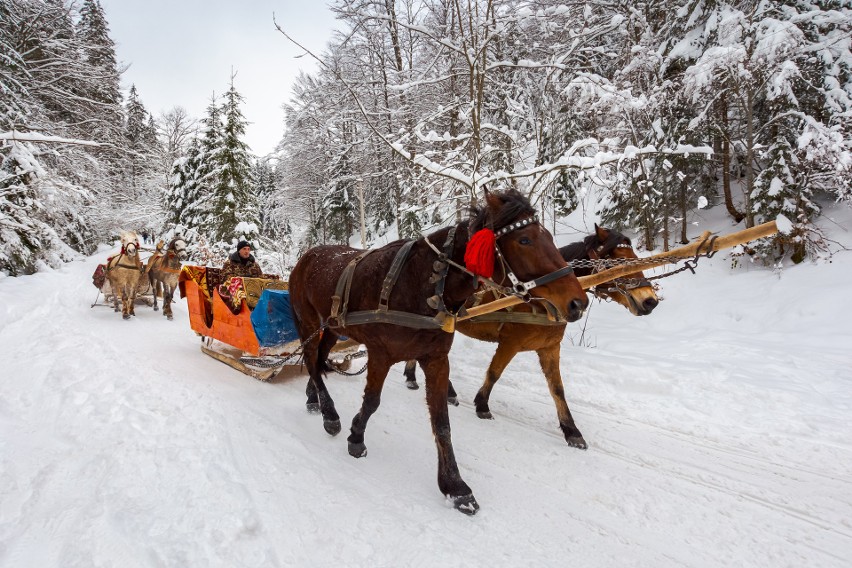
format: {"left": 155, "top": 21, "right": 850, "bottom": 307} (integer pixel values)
{"left": 464, "top": 228, "right": 496, "bottom": 278}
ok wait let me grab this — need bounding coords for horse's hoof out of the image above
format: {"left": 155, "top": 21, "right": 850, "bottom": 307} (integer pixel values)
{"left": 476, "top": 410, "right": 493, "bottom": 420}
{"left": 451, "top": 494, "right": 479, "bottom": 515}
{"left": 122, "top": 314, "right": 130, "bottom": 320}
{"left": 114, "top": 308, "right": 120, "bottom": 313}
{"left": 348, "top": 442, "right": 367, "bottom": 458}
{"left": 323, "top": 419, "right": 341, "bottom": 436}
{"left": 167, "top": 314, "right": 173, "bottom": 321}
{"left": 565, "top": 436, "right": 588, "bottom": 450}
{"left": 405, "top": 380, "right": 419, "bottom": 390}
{"left": 306, "top": 402, "right": 320, "bottom": 414}
{"left": 447, "top": 396, "right": 459, "bottom": 407}
{"left": 153, "top": 306, "right": 159, "bottom": 311}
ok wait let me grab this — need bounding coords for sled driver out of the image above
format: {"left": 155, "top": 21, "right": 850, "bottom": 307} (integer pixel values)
{"left": 221, "top": 240, "right": 264, "bottom": 280}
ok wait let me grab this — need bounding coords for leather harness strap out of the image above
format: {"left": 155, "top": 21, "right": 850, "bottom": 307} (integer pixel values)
{"left": 379, "top": 240, "right": 417, "bottom": 312}
{"left": 109, "top": 252, "right": 143, "bottom": 271}
{"left": 329, "top": 228, "right": 458, "bottom": 331}
{"left": 330, "top": 249, "right": 375, "bottom": 324}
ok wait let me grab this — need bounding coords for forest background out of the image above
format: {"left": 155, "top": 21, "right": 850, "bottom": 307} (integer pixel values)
{"left": 1, "top": 0, "right": 850, "bottom": 277}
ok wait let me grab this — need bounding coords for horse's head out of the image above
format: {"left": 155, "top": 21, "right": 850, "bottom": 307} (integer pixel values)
{"left": 472, "top": 189, "right": 588, "bottom": 323}
{"left": 582, "top": 225, "right": 659, "bottom": 316}
{"left": 170, "top": 237, "right": 188, "bottom": 261}
{"left": 120, "top": 231, "right": 139, "bottom": 258}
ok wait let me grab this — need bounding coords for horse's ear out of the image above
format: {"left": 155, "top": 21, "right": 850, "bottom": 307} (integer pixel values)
{"left": 483, "top": 187, "right": 503, "bottom": 211}
{"left": 595, "top": 224, "right": 609, "bottom": 242}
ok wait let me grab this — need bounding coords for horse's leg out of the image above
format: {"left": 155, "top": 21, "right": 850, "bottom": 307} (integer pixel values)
{"left": 403, "top": 360, "right": 418, "bottom": 389}
{"left": 305, "top": 329, "right": 342, "bottom": 435}
{"left": 347, "top": 354, "right": 392, "bottom": 458}
{"left": 163, "top": 284, "right": 174, "bottom": 320}
{"left": 150, "top": 273, "right": 159, "bottom": 311}
{"left": 537, "top": 345, "right": 586, "bottom": 449}
{"left": 419, "top": 354, "right": 478, "bottom": 515}
{"left": 121, "top": 284, "right": 131, "bottom": 320}
{"left": 129, "top": 280, "right": 137, "bottom": 316}
{"left": 473, "top": 342, "right": 520, "bottom": 419}
{"left": 404, "top": 360, "right": 459, "bottom": 406}
{"left": 110, "top": 280, "right": 120, "bottom": 312}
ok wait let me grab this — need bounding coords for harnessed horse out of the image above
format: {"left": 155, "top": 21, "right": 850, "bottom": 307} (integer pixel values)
{"left": 106, "top": 232, "right": 143, "bottom": 320}
{"left": 146, "top": 237, "right": 187, "bottom": 320}
{"left": 288, "top": 189, "right": 588, "bottom": 514}
{"left": 403, "top": 225, "right": 659, "bottom": 449}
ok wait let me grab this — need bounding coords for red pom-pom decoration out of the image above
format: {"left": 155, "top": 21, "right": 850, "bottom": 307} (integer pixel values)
{"left": 464, "top": 228, "right": 496, "bottom": 278}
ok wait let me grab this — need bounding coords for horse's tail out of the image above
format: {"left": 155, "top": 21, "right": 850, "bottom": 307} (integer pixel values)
{"left": 289, "top": 294, "right": 304, "bottom": 341}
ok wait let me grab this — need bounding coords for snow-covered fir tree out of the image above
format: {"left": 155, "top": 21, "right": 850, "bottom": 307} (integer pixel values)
{"left": 209, "top": 76, "right": 258, "bottom": 245}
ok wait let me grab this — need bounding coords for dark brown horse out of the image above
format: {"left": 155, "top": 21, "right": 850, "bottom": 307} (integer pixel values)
{"left": 146, "top": 236, "right": 187, "bottom": 320}
{"left": 288, "top": 189, "right": 588, "bottom": 514}
{"left": 403, "top": 225, "right": 658, "bottom": 449}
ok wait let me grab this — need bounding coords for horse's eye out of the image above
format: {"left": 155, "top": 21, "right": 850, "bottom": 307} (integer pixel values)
{"left": 519, "top": 236, "right": 531, "bottom": 246}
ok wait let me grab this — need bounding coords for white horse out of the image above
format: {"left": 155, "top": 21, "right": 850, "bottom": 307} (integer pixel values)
{"left": 106, "top": 231, "right": 143, "bottom": 319}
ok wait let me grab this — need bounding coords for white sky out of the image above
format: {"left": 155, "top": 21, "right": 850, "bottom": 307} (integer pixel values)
{"left": 99, "top": 0, "right": 339, "bottom": 156}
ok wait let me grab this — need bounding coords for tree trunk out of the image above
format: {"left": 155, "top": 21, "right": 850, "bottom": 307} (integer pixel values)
{"left": 744, "top": 89, "right": 755, "bottom": 228}
{"left": 719, "top": 93, "right": 744, "bottom": 223}
{"left": 679, "top": 174, "right": 688, "bottom": 244}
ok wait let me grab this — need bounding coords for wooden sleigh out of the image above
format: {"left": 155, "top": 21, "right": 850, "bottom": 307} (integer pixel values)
{"left": 180, "top": 266, "right": 361, "bottom": 381}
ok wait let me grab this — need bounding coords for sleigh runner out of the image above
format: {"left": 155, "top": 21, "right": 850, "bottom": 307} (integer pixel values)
{"left": 179, "top": 266, "right": 362, "bottom": 381}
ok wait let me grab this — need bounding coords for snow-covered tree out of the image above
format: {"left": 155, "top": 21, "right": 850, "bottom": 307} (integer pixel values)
{"left": 209, "top": 76, "right": 258, "bottom": 244}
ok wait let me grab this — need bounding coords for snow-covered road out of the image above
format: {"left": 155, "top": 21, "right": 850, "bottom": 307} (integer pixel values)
{"left": 1, "top": 241, "right": 850, "bottom": 567}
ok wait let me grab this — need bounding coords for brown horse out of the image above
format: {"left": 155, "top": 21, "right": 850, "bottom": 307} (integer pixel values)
{"left": 288, "top": 189, "right": 588, "bottom": 514}
{"left": 146, "top": 236, "right": 187, "bottom": 320}
{"left": 403, "top": 225, "right": 659, "bottom": 449}
{"left": 106, "top": 231, "right": 143, "bottom": 320}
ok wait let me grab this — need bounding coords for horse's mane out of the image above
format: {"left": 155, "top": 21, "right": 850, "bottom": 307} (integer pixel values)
{"left": 559, "top": 227, "right": 627, "bottom": 261}
{"left": 469, "top": 189, "right": 536, "bottom": 234}
{"left": 559, "top": 240, "right": 587, "bottom": 261}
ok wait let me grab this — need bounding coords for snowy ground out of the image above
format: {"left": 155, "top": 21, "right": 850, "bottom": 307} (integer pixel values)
{"left": 1, "top": 208, "right": 851, "bottom": 567}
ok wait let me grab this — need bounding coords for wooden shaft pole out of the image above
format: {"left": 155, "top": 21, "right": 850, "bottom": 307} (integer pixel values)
{"left": 440, "top": 220, "right": 778, "bottom": 332}
{"left": 576, "top": 221, "right": 778, "bottom": 289}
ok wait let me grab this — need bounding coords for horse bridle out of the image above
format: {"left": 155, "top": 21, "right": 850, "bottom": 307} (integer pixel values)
{"left": 588, "top": 241, "right": 653, "bottom": 296}
{"left": 169, "top": 239, "right": 187, "bottom": 259}
{"left": 427, "top": 214, "right": 576, "bottom": 303}
{"left": 492, "top": 215, "right": 575, "bottom": 301}
{"left": 111, "top": 241, "right": 141, "bottom": 271}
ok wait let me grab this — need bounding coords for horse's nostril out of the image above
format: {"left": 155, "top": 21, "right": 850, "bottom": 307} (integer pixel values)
{"left": 644, "top": 297, "right": 659, "bottom": 311}
{"left": 567, "top": 298, "right": 585, "bottom": 321}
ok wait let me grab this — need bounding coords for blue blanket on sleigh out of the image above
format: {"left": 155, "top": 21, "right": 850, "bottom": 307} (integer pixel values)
{"left": 249, "top": 289, "right": 300, "bottom": 348}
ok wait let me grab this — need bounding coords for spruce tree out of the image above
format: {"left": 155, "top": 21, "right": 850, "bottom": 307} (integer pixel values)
{"left": 209, "top": 76, "right": 258, "bottom": 244}
{"left": 164, "top": 137, "right": 210, "bottom": 232}
{"left": 124, "top": 84, "right": 154, "bottom": 192}
{"left": 76, "top": 0, "right": 123, "bottom": 148}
